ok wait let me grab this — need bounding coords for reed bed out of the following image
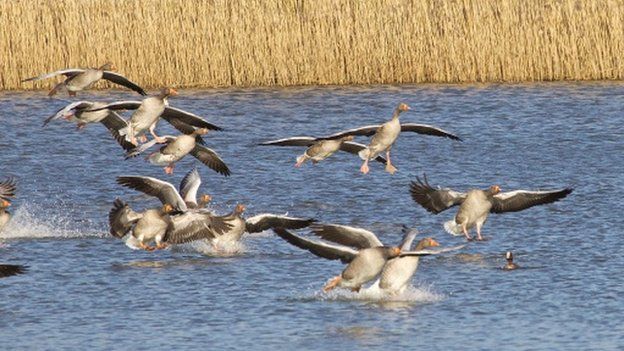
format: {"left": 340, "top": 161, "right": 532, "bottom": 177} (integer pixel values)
{"left": 2, "top": 0, "right": 624, "bottom": 90}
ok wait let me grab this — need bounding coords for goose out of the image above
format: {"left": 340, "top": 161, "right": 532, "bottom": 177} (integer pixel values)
{"left": 259, "top": 135, "right": 387, "bottom": 167}
{"left": 87, "top": 88, "right": 221, "bottom": 146}
{"left": 109, "top": 198, "right": 232, "bottom": 251}
{"left": 274, "top": 225, "right": 461, "bottom": 292}
{"left": 43, "top": 101, "right": 135, "bottom": 151}
{"left": 503, "top": 251, "right": 519, "bottom": 270}
{"left": 125, "top": 129, "right": 230, "bottom": 176}
{"left": 320, "top": 103, "right": 461, "bottom": 174}
{"left": 116, "top": 168, "right": 212, "bottom": 213}
{"left": 22, "top": 62, "right": 146, "bottom": 96}
{"left": 0, "top": 177, "right": 16, "bottom": 232}
{"left": 0, "top": 264, "right": 27, "bottom": 278}
{"left": 409, "top": 174, "right": 573, "bottom": 241}
{"left": 209, "top": 204, "right": 316, "bottom": 248}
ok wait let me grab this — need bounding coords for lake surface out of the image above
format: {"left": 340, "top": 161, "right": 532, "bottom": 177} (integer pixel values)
{"left": 0, "top": 83, "right": 622, "bottom": 350}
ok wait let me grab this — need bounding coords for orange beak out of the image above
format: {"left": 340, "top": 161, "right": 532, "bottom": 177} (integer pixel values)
{"left": 429, "top": 239, "right": 440, "bottom": 247}
{"left": 1, "top": 200, "right": 10, "bottom": 207}
{"left": 392, "top": 247, "right": 401, "bottom": 256}
{"left": 169, "top": 88, "right": 178, "bottom": 96}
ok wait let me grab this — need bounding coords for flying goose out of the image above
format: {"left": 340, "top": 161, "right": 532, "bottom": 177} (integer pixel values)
{"left": 503, "top": 251, "right": 519, "bottom": 270}
{"left": 0, "top": 177, "right": 16, "bottom": 232}
{"left": 43, "top": 101, "right": 135, "bottom": 151}
{"left": 320, "top": 103, "right": 461, "bottom": 174}
{"left": 259, "top": 135, "right": 387, "bottom": 167}
{"left": 0, "top": 264, "right": 27, "bottom": 278}
{"left": 409, "top": 175, "right": 573, "bottom": 241}
{"left": 116, "top": 168, "right": 212, "bottom": 213}
{"left": 87, "top": 88, "right": 221, "bottom": 146}
{"left": 124, "top": 129, "right": 230, "bottom": 176}
{"left": 274, "top": 225, "right": 460, "bottom": 292}
{"left": 22, "top": 62, "right": 146, "bottom": 96}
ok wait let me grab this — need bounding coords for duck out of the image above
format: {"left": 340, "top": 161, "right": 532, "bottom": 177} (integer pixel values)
{"left": 87, "top": 88, "right": 221, "bottom": 146}
{"left": 274, "top": 224, "right": 461, "bottom": 292}
{"left": 43, "top": 100, "right": 135, "bottom": 151}
{"left": 0, "top": 177, "right": 16, "bottom": 232}
{"left": 124, "top": 128, "right": 230, "bottom": 176}
{"left": 319, "top": 103, "right": 462, "bottom": 174}
{"left": 409, "top": 174, "right": 573, "bottom": 241}
{"left": 0, "top": 264, "right": 27, "bottom": 278}
{"left": 22, "top": 62, "right": 146, "bottom": 96}
{"left": 259, "top": 135, "right": 387, "bottom": 167}
{"left": 503, "top": 251, "right": 519, "bottom": 270}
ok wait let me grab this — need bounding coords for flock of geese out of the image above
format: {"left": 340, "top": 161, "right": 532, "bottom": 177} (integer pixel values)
{"left": 1, "top": 63, "right": 573, "bottom": 296}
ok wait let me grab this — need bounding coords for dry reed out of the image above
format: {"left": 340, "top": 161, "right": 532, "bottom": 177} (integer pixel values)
{"left": 1, "top": 0, "right": 624, "bottom": 90}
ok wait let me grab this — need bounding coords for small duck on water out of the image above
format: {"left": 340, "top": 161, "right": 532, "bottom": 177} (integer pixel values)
{"left": 503, "top": 251, "right": 519, "bottom": 270}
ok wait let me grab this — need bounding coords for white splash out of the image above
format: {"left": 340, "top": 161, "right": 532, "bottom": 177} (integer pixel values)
{"left": 172, "top": 239, "right": 247, "bottom": 257}
{"left": 0, "top": 203, "right": 103, "bottom": 239}
{"left": 310, "top": 282, "right": 444, "bottom": 306}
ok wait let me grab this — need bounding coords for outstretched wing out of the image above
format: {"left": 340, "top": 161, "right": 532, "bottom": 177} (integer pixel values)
{"left": 179, "top": 167, "right": 202, "bottom": 206}
{"left": 190, "top": 145, "right": 230, "bottom": 176}
{"left": 162, "top": 107, "right": 222, "bottom": 131}
{"left": 258, "top": 137, "right": 316, "bottom": 147}
{"left": 339, "top": 141, "right": 387, "bottom": 164}
{"left": 116, "top": 176, "right": 188, "bottom": 212}
{"left": 124, "top": 136, "right": 176, "bottom": 159}
{"left": 400, "top": 244, "right": 466, "bottom": 257}
{"left": 273, "top": 228, "right": 358, "bottom": 264}
{"left": 86, "top": 101, "right": 142, "bottom": 112}
{"left": 101, "top": 71, "right": 146, "bottom": 95}
{"left": 108, "top": 198, "right": 142, "bottom": 238}
{"left": 490, "top": 188, "right": 573, "bottom": 214}
{"left": 400, "top": 123, "right": 462, "bottom": 141}
{"left": 309, "top": 223, "right": 383, "bottom": 249}
{"left": 0, "top": 177, "right": 17, "bottom": 201}
{"left": 409, "top": 174, "right": 466, "bottom": 214}
{"left": 319, "top": 125, "right": 382, "bottom": 139}
{"left": 43, "top": 101, "right": 93, "bottom": 126}
{"left": 22, "top": 69, "right": 84, "bottom": 82}
{"left": 100, "top": 111, "right": 136, "bottom": 152}
{"left": 245, "top": 214, "right": 315, "bottom": 234}
{"left": 164, "top": 211, "right": 231, "bottom": 244}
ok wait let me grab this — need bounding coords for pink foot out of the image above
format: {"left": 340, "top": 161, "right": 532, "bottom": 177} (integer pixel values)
{"left": 164, "top": 164, "right": 175, "bottom": 174}
{"left": 139, "top": 135, "right": 148, "bottom": 143}
{"left": 76, "top": 123, "right": 86, "bottom": 130}
{"left": 360, "top": 163, "right": 370, "bottom": 174}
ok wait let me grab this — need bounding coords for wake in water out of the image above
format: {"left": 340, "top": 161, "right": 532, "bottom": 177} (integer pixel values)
{"left": 0, "top": 203, "right": 103, "bottom": 240}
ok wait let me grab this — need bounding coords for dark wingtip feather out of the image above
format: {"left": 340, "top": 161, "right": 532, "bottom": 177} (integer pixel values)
{"left": 0, "top": 264, "right": 27, "bottom": 278}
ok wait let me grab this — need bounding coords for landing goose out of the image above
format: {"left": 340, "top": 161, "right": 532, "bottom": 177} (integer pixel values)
{"left": 43, "top": 101, "right": 135, "bottom": 151}
{"left": 274, "top": 225, "right": 459, "bottom": 292}
{"left": 209, "top": 204, "right": 316, "bottom": 247}
{"left": 87, "top": 88, "right": 221, "bottom": 145}
{"left": 22, "top": 62, "right": 146, "bottom": 96}
{"left": 125, "top": 129, "right": 230, "bottom": 176}
{"left": 409, "top": 174, "right": 573, "bottom": 241}
{"left": 0, "top": 177, "right": 16, "bottom": 232}
{"left": 321, "top": 103, "right": 461, "bottom": 174}
{"left": 0, "top": 264, "right": 26, "bottom": 278}
{"left": 259, "top": 135, "right": 387, "bottom": 167}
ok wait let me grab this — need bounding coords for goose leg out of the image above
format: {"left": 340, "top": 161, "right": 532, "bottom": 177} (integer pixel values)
{"left": 323, "top": 275, "right": 342, "bottom": 292}
{"left": 155, "top": 242, "right": 169, "bottom": 250}
{"left": 360, "top": 159, "right": 370, "bottom": 174}
{"left": 295, "top": 154, "right": 307, "bottom": 167}
{"left": 462, "top": 224, "right": 473, "bottom": 241}
{"left": 76, "top": 122, "right": 87, "bottom": 130}
{"left": 385, "top": 149, "right": 397, "bottom": 174}
{"left": 476, "top": 223, "right": 485, "bottom": 241}
{"left": 139, "top": 242, "right": 156, "bottom": 251}
{"left": 164, "top": 163, "right": 175, "bottom": 174}
{"left": 149, "top": 123, "right": 166, "bottom": 143}
{"left": 138, "top": 134, "right": 148, "bottom": 143}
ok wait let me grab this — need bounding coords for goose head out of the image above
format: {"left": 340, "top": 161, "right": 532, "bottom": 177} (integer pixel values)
{"left": 159, "top": 87, "right": 178, "bottom": 99}
{"left": 489, "top": 185, "right": 501, "bottom": 195}
{"left": 386, "top": 246, "right": 402, "bottom": 258}
{"left": 235, "top": 204, "right": 246, "bottom": 215}
{"left": 0, "top": 200, "right": 10, "bottom": 210}
{"left": 393, "top": 103, "right": 411, "bottom": 118}
{"left": 415, "top": 237, "right": 440, "bottom": 250}
{"left": 193, "top": 128, "right": 209, "bottom": 136}
{"left": 99, "top": 62, "right": 115, "bottom": 71}
{"left": 161, "top": 203, "right": 174, "bottom": 214}
{"left": 198, "top": 194, "right": 212, "bottom": 207}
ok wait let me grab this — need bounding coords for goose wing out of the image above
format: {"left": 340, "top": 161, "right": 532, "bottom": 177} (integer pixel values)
{"left": 161, "top": 118, "right": 206, "bottom": 145}
{"left": 101, "top": 71, "right": 146, "bottom": 95}
{"left": 0, "top": 177, "right": 16, "bottom": 201}
{"left": 124, "top": 136, "right": 176, "bottom": 159}
{"left": 400, "top": 123, "right": 462, "bottom": 141}
{"left": 245, "top": 214, "right": 315, "bottom": 234}
{"left": 164, "top": 210, "right": 232, "bottom": 244}
{"left": 399, "top": 227, "right": 419, "bottom": 251}
{"left": 179, "top": 167, "right": 201, "bottom": 206}
{"left": 339, "top": 141, "right": 387, "bottom": 164}
{"left": 87, "top": 101, "right": 143, "bottom": 112}
{"left": 190, "top": 145, "right": 230, "bottom": 176}
{"left": 409, "top": 174, "right": 467, "bottom": 214}
{"left": 116, "top": 176, "right": 188, "bottom": 212}
{"left": 258, "top": 137, "right": 316, "bottom": 147}
{"left": 43, "top": 101, "right": 93, "bottom": 126}
{"left": 108, "top": 198, "right": 142, "bottom": 238}
{"left": 100, "top": 111, "right": 135, "bottom": 151}
{"left": 0, "top": 264, "right": 27, "bottom": 278}
{"left": 309, "top": 223, "right": 383, "bottom": 249}
{"left": 273, "top": 228, "right": 358, "bottom": 263}
{"left": 490, "top": 188, "right": 573, "bottom": 214}
{"left": 319, "top": 125, "right": 382, "bottom": 139}
{"left": 162, "top": 107, "right": 222, "bottom": 131}
{"left": 400, "top": 244, "right": 466, "bottom": 257}
{"left": 22, "top": 69, "right": 84, "bottom": 82}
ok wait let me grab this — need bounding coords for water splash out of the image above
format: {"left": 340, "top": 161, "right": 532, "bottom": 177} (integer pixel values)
{"left": 0, "top": 203, "right": 103, "bottom": 239}
{"left": 172, "top": 239, "right": 247, "bottom": 257}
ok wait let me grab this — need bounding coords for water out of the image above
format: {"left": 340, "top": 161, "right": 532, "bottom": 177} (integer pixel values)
{"left": 0, "top": 83, "right": 622, "bottom": 350}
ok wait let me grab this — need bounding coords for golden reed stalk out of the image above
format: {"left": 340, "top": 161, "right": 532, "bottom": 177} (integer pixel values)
{"left": 2, "top": 0, "right": 623, "bottom": 90}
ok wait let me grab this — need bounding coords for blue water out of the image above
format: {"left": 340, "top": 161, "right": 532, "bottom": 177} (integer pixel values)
{"left": 0, "top": 83, "right": 622, "bottom": 350}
